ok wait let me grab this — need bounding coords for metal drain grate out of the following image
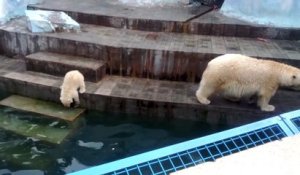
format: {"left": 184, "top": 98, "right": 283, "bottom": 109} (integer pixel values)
{"left": 107, "top": 125, "right": 286, "bottom": 175}
{"left": 291, "top": 117, "right": 300, "bottom": 131}
{"left": 280, "top": 109, "right": 300, "bottom": 134}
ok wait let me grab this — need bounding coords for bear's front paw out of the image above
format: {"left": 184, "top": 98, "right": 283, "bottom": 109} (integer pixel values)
{"left": 261, "top": 105, "right": 275, "bottom": 112}
{"left": 197, "top": 97, "right": 211, "bottom": 105}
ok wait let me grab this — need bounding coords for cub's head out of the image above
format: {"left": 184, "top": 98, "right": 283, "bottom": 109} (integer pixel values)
{"left": 60, "top": 96, "right": 73, "bottom": 108}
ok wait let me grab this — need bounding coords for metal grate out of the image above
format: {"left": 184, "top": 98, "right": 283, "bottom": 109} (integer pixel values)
{"left": 279, "top": 109, "right": 300, "bottom": 134}
{"left": 105, "top": 125, "right": 286, "bottom": 175}
{"left": 291, "top": 117, "right": 300, "bottom": 131}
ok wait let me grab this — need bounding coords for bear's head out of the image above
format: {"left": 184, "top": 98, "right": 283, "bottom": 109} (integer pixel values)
{"left": 288, "top": 68, "right": 300, "bottom": 90}
{"left": 279, "top": 64, "right": 300, "bottom": 90}
{"left": 290, "top": 74, "right": 300, "bottom": 90}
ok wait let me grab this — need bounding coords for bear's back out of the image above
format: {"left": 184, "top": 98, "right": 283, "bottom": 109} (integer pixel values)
{"left": 208, "top": 54, "right": 257, "bottom": 67}
{"left": 206, "top": 54, "right": 275, "bottom": 84}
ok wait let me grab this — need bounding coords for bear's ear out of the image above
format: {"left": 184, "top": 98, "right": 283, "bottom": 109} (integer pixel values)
{"left": 292, "top": 75, "right": 297, "bottom": 79}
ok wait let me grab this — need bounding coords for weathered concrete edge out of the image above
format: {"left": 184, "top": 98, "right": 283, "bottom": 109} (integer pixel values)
{"left": 0, "top": 73, "right": 272, "bottom": 126}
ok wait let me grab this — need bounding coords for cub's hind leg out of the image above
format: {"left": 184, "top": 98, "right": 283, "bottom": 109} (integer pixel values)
{"left": 72, "top": 91, "right": 80, "bottom": 108}
{"left": 79, "top": 80, "right": 86, "bottom": 93}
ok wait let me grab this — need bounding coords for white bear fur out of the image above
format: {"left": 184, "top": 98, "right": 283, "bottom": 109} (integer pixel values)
{"left": 60, "top": 70, "right": 86, "bottom": 107}
{"left": 196, "top": 54, "right": 300, "bottom": 112}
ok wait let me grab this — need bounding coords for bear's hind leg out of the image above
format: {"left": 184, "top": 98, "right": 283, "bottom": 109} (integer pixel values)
{"left": 245, "top": 94, "right": 257, "bottom": 104}
{"left": 195, "top": 81, "right": 217, "bottom": 105}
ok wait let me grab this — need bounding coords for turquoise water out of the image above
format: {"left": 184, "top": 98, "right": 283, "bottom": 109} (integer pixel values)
{"left": 0, "top": 91, "right": 229, "bottom": 175}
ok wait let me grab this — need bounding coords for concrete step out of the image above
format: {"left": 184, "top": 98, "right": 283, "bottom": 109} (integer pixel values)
{"left": 1, "top": 18, "right": 300, "bottom": 82}
{"left": 0, "top": 107, "right": 74, "bottom": 144}
{"left": 0, "top": 95, "right": 85, "bottom": 122}
{"left": 26, "top": 52, "right": 106, "bottom": 82}
{"left": 1, "top": 57, "right": 300, "bottom": 126}
{"left": 0, "top": 95, "right": 85, "bottom": 144}
{"left": 28, "top": 0, "right": 300, "bottom": 40}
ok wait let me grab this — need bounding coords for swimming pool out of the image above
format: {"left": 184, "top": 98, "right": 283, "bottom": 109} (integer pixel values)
{"left": 0, "top": 90, "right": 230, "bottom": 175}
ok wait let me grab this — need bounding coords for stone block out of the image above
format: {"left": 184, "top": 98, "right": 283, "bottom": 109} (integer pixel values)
{"left": 26, "top": 52, "right": 106, "bottom": 82}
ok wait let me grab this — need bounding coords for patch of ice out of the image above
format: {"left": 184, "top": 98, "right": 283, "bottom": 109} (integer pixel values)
{"left": 77, "top": 140, "right": 104, "bottom": 150}
{"left": 63, "top": 158, "right": 88, "bottom": 173}
{"left": 0, "top": 0, "right": 43, "bottom": 25}
{"left": 31, "top": 146, "right": 45, "bottom": 154}
{"left": 220, "top": 0, "right": 300, "bottom": 28}
{"left": 57, "top": 158, "right": 66, "bottom": 164}
{"left": 49, "top": 121, "right": 59, "bottom": 127}
{"left": 25, "top": 10, "right": 80, "bottom": 33}
{"left": 28, "top": 124, "right": 38, "bottom": 131}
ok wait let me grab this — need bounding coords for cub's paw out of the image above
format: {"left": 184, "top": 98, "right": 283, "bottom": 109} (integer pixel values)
{"left": 261, "top": 105, "right": 275, "bottom": 112}
{"left": 197, "top": 97, "right": 211, "bottom": 105}
{"left": 79, "top": 88, "right": 86, "bottom": 93}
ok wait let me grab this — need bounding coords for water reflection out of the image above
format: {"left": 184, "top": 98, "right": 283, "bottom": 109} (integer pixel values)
{"left": 0, "top": 91, "right": 229, "bottom": 174}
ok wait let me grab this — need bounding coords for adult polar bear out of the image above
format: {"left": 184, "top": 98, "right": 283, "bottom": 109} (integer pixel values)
{"left": 60, "top": 70, "right": 86, "bottom": 107}
{"left": 196, "top": 54, "right": 300, "bottom": 111}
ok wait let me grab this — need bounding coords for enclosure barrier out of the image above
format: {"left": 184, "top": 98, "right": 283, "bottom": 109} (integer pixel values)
{"left": 69, "top": 109, "right": 300, "bottom": 175}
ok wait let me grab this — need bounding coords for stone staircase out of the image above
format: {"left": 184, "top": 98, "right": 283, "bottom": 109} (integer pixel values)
{"left": 1, "top": 18, "right": 300, "bottom": 82}
{"left": 0, "top": 0, "right": 300, "bottom": 126}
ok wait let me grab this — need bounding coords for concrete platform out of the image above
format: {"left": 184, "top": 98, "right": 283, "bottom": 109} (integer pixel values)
{"left": 1, "top": 56, "right": 300, "bottom": 126}
{"left": 0, "top": 95, "right": 85, "bottom": 121}
{"left": 28, "top": 0, "right": 300, "bottom": 39}
{"left": 1, "top": 18, "right": 300, "bottom": 82}
{"left": 173, "top": 133, "right": 300, "bottom": 175}
{"left": 26, "top": 52, "right": 106, "bottom": 82}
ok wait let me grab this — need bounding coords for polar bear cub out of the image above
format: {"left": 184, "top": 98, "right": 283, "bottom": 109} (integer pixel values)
{"left": 196, "top": 54, "right": 300, "bottom": 112}
{"left": 60, "top": 70, "right": 86, "bottom": 107}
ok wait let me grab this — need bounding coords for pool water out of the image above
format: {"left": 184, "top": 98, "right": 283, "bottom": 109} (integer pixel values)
{"left": 0, "top": 91, "right": 230, "bottom": 175}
